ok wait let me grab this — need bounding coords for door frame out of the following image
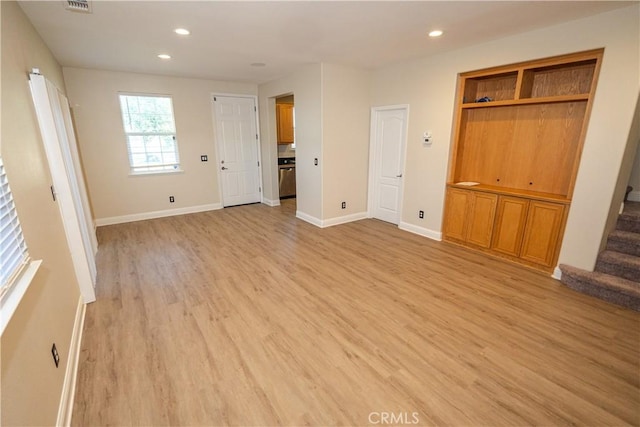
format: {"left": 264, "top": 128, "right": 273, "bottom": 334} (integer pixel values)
{"left": 211, "top": 93, "right": 263, "bottom": 206}
{"left": 29, "top": 73, "right": 97, "bottom": 303}
{"left": 367, "top": 104, "right": 410, "bottom": 224}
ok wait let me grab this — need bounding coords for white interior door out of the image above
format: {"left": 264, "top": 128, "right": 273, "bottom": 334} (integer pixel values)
{"left": 213, "top": 95, "right": 261, "bottom": 207}
{"left": 369, "top": 106, "right": 408, "bottom": 224}
{"left": 29, "top": 73, "right": 96, "bottom": 303}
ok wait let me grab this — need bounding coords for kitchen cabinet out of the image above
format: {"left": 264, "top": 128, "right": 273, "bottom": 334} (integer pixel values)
{"left": 276, "top": 103, "right": 294, "bottom": 145}
{"left": 443, "top": 49, "right": 602, "bottom": 271}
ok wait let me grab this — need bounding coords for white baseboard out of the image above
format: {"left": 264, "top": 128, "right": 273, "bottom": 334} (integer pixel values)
{"left": 296, "top": 210, "right": 323, "bottom": 227}
{"left": 95, "top": 203, "right": 222, "bottom": 226}
{"left": 398, "top": 221, "right": 442, "bottom": 241}
{"left": 552, "top": 266, "right": 562, "bottom": 280}
{"left": 262, "top": 198, "right": 280, "bottom": 207}
{"left": 628, "top": 191, "right": 640, "bottom": 202}
{"left": 296, "top": 211, "right": 368, "bottom": 228}
{"left": 321, "top": 212, "right": 368, "bottom": 228}
{"left": 57, "top": 296, "right": 86, "bottom": 427}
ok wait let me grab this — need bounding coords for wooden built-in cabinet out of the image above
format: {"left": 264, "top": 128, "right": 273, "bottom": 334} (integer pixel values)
{"left": 276, "top": 103, "right": 294, "bottom": 145}
{"left": 443, "top": 49, "right": 602, "bottom": 272}
{"left": 444, "top": 188, "right": 497, "bottom": 249}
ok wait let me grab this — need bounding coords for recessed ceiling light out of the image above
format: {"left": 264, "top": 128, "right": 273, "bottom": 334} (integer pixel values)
{"left": 250, "top": 62, "right": 266, "bottom": 67}
{"left": 174, "top": 28, "right": 190, "bottom": 36}
{"left": 157, "top": 54, "right": 171, "bottom": 60}
{"left": 429, "top": 30, "right": 444, "bottom": 38}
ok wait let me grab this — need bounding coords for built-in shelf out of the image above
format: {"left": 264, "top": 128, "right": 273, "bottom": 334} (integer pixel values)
{"left": 461, "top": 93, "right": 589, "bottom": 109}
{"left": 448, "top": 183, "right": 571, "bottom": 204}
{"left": 443, "top": 48, "right": 603, "bottom": 272}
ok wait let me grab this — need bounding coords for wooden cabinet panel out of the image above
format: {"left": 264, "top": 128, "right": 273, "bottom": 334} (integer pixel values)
{"left": 443, "top": 188, "right": 471, "bottom": 241}
{"left": 444, "top": 50, "right": 602, "bottom": 272}
{"left": 491, "top": 196, "right": 529, "bottom": 257}
{"left": 276, "top": 104, "right": 294, "bottom": 144}
{"left": 466, "top": 192, "right": 498, "bottom": 248}
{"left": 520, "top": 201, "right": 565, "bottom": 267}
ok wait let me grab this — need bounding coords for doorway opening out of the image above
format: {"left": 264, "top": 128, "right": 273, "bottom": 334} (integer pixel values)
{"left": 275, "top": 94, "right": 296, "bottom": 213}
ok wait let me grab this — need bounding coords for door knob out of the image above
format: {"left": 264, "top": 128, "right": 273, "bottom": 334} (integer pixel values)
{"left": 396, "top": 173, "right": 403, "bottom": 178}
{"left": 221, "top": 166, "right": 228, "bottom": 170}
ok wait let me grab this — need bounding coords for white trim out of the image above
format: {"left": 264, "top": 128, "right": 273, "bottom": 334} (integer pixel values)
{"left": 57, "top": 296, "right": 86, "bottom": 427}
{"left": 398, "top": 221, "right": 442, "bottom": 241}
{"left": 95, "top": 203, "right": 222, "bottom": 226}
{"left": 628, "top": 190, "right": 640, "bottom": 202}
{"left": 296, "top": 211, "right": 367, "bottom": 228}
{"left": 30, "top": 74, "right": 96, "bottom": 303}
{"left": 296, "top": 210, "right": 323, "bottom": 227}
{"left": 367, "top": 105, "right": 410, "bottom": 224}
{"left": 262, "top": 198, "right": 281, "bottom": 207}
{"left": 128, "top": 169, "right": 184, "bottom": 177}
{"left": 0, "top": 260, "right": 42, "bottom": 335}
{"left": 321, "top": 212, "right": 368, "bottom": 228}
{"left": 552, "top": 266, "right": 563, "bottom": 280}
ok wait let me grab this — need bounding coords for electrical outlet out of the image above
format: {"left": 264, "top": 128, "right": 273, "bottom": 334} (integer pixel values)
{"left": 419, "top": 210, "right": 424, "bottom": 219}
{"left": 314, "top": 158, "right": 318, "bottom": 166}
{"left": 169, "top": 196, "right": 175, "bottom": 203}
{"left": 341, "top": 201, "right": 346, "bottom": 209}
{"left": 51, "top": 343, "right": 59, "bottom": 368}
{"left": 200, "top": 155, "right": 208, "bottom": 162}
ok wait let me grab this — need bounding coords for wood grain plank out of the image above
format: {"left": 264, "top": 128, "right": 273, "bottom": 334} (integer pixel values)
{"left": 72, "top": 200, "right": 640, "bottom": 426}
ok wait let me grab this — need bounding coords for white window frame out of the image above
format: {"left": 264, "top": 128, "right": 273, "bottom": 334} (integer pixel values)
{"left": 118, "top": 93, "right": 182, "bottom": 175}
{"left": 0, "top": 157, "right": 42, "bottom": 335}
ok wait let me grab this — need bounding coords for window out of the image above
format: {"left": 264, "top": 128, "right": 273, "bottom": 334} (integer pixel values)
{"left": 0, "top": 157, "right": 42, "bottom": 334}
{"left": 118, "top": 94, "right": 181, "bottom": 174}
{"left": 0, "top": 158, "right": 29, "bottom": 298}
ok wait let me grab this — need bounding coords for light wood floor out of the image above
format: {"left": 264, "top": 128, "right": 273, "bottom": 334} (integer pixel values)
{"left": 72, "top": 200, "right": 640, "bottom": 426}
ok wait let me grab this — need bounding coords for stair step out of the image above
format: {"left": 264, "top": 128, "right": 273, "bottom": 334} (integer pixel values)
{"left": 560, "top": 264, "right": 640, "bottom": 311}
{"left": 617, "top": 215, "right": 640, "bottom": 233}
{"left": 622, "top": 201, "right": 640, "bottom": 217}
{"left": 618, "top": 201, "right": 640, "bottom": 233}
{"left": 595, "top": 250, "right": 640, "bottom": 282}
{"left": 607, "top": 230, "right": 640, "bottom": 257}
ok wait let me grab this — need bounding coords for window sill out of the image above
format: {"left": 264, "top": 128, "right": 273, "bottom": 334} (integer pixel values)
{"left": 128, "top": 169, "right": 184, "bottom": 177}
{"left": 1, "top": 260, "right": 43, "bottom": 335}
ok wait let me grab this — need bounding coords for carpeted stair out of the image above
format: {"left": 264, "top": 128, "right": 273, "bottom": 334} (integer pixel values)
{"left": 560, "top": 201, "right": 640, "bottom": 311}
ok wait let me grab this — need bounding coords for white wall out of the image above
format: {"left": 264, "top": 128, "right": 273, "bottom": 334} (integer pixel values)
{"left": 1, "top": 2, "right": 82, "bottom": 424}
{"left": 63, "top": 67, "right": 257, "bottom": 223}
{"left": 370, "top": 5, "right": 640, "bottom": 271}
{"left": 258, "top": 64, "right": 323, "bottom": 220}
{"left": 322, "top": 63, "right": 371, "bottom": 220}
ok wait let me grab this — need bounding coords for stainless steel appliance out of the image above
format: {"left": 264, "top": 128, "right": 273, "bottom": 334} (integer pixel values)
{"left": 278, "top": 157, "right": 296, "bottom": 199}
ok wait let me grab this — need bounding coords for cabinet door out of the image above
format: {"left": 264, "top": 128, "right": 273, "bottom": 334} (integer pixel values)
{"left": 443, "top": 188, "right": 471, "bottom": 242}
{"left": 520, "top": 201, "right": 565, "bottom": 267}
{"left": 276, "top": 104, "right": 294, "bottom": 144}
{"left": 491, "top": 196, "right": 529, "bottom": 257}
{"left": 466, "top": 192, "right": 498, "bottom": 248}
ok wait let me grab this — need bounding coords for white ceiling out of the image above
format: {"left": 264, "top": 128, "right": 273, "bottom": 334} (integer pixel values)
{"left": 19, "top": 1, "right": 635, "bottom": 84}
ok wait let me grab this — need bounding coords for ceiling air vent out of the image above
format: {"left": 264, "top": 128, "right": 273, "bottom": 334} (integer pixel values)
{"left": 64, "top": 0, "right": 92, "bottom": 13}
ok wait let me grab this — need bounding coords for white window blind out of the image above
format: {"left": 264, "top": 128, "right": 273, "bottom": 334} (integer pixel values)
{"left": 118, "top": 94, "right": 180, "bottom": 174}
{"left": 0, "top": 158, "right": 29, "bottom": 300}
